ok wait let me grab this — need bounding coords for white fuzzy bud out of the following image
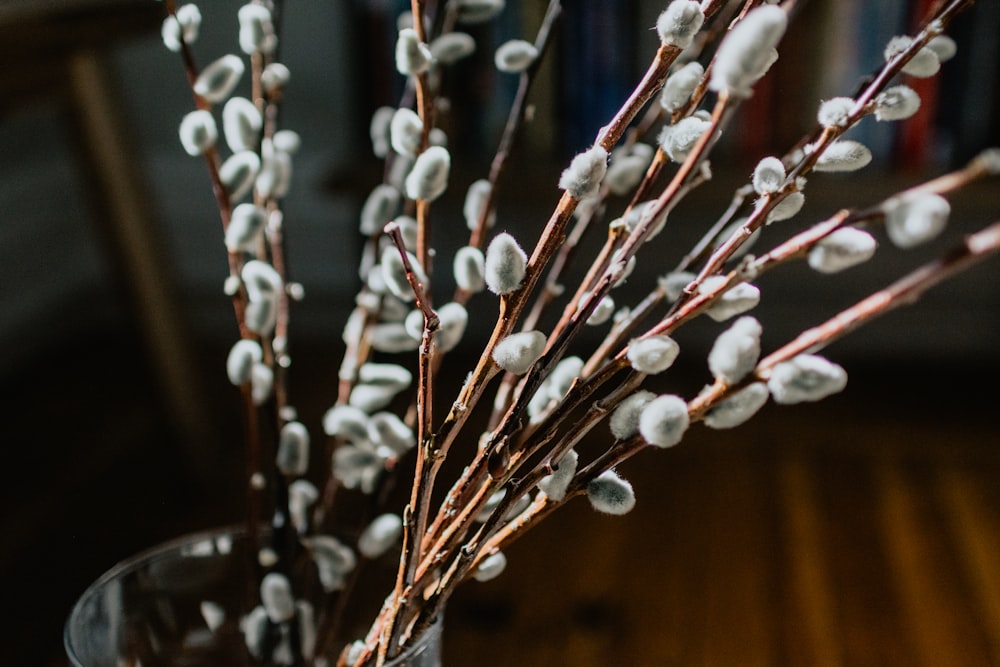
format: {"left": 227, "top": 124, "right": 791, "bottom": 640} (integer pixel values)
{"left": 226, "top": 338, "right": 263, "bottom": 385}
{"left": 437, "top": 301, "right": 469, "bottom": 352}
{"left": 200, "top": 601, "right": 225, "bottom": 632}
{"left": 587, "top": 470, "right": 636, "bottom": 515}
{"left": 808, "top": 227, "right": 877, "bottom": 273}
{"left": 657, "top": 0, "right": 705, "bottom": 49}
{"left": 660, "top": 61, "right": 704, "bottom": 112}
{"left": 255, "top": 141, "right": 292, "bottom": 200}
{"left": 484, "top": 232, "right": 527, "bottom": 295}
{"left": 883, "top": 191, "right": 950, "bottom": 248}
{"left": 494, "top": 39, "right": 538, "bottom": 73}
{"left": 704, "top": 382, "right": 769, "bottom": 429}
{"left": 430, "top": 32, "right": 476, "bottom": 64}
{"left": 768, "top": 354, "right": 847, "bottom": 404}
{"left": 251, "top": 362, "right": 273, "bottom": 405}
{"left": 178, "top": 109, "right": 217, "bottom": 156}
{"left": 463, "top": 179, "right": 494, "bottom": 231}
{"left": 558, "top": 145, "right": 608, "bottom": 200}
{"left": 817, "top": 97, "right": 855, "bottom": 127}
{"left": 359, "top": 362, "right": 413, "bottom": 392}
{"left": 814, "top": 140, "right": 872, "bottom": 172}
{"left": 660, "top": 271, "right": 694, "bottom": 302}
{"left": 302, "top": 535, "right": 356, "bottom": 592}
{"left": 261, "top": 62, "right": 290, "bottom": 94}
{"left": 874, "top": 85, "right": 921, "bottom": 122}
{"left": 370, "top": 106, "right": 395, "bottom": 159}
{"left": 605, "top": 143, "right": 654, "bottom": 196}
{"left": 659, "top": 116, "right": 712, "bottom": 163}
{"left": 473, "top": 551, "right": 508, "bottom": 582}
{"left": 638, "top": 394, "right": 690, "bottom": 448}
{"left": 225, "top": 203, "right": 267, "bottom": 253}
{"left": 627, "top": 335, "right": 680, "bottom": 375}
{"left": 219, "top": 150, "right": 261, "bottom": 202}
{"left": 584, "top": 292, "right": 615, "bottom": 326}
{"left": 260, "top": 573, "right": 295, "bottom": 623}
{"left": 369, "top": 322, "right": 421, "bottom": 353}
{"left": 537, "top": 449, "right": 578, "bottom": 501}
{"left": 359, "top": 184, "right": 401, "bottom": 236}
{"left": 389, "top": 108, "right": 424, "bottom": 158}
{"left": 381, "top": 246, "right": 429, "bottom": 302}
{"left": 358, "top": 514, "right": 404, "bottom": 559}
{"left": 884, "top": 35, "right": 940, "bottom": 78}
{"left": 161, "top": 5, "right": 201, "bottom": 52}
{"left": 926, "top": 35, "right": 957, "bottom": 63}
{"left": 322, "top": 404, "right": 369, "bottom": 441}
{"left": 367, "top": 411, "right": 415, "bottom": 455}
{"left": 492, "top": 330, "right": 546, "bottom": 375}
{"left": 405, "top": 146, "right": 451, "bottom": 201}
{"left": 222, "top": 97, "right": 262, "bottom": 152}
{"left": 548, "top": 356, "right": 583, "bottom": 399}
{"left": 454, "top": 246, "right": 486, "bottom": 293}
{"left": 752, "top": 156, "right": 785, "bottom": 195}
{"left": 609, "top": 390, "right": 656, "bottom": 440}
{"left": 238, "top": 4, "right": 277, "bottom": 55}
{"left": 766, "top": 191, "right": 805, "bottom": 223}
{"left": 701, "top": 277, "right": 760, "bottom": 322}
{"left": 244, "top": 606, "right": 268, "bottom": 658}
{"left": 396, "top": 28, "right": 432, "bottom": 76}
{"left": 276, "top": 421, "right": 310, "bottom": 476}
{"left": 454, "top": 0, "right": 505, "bottom": 24}
{"left": 241, "top": 259, "right": 282, "bottom": 302}
{"left": 708, "top": 315, "right": 762, "bottom": 384}
{"left": 709, "top": 5, "right": 787, "bottom": 98}
{"left": 194, "top": 54, "right": 245, "bottom": 104}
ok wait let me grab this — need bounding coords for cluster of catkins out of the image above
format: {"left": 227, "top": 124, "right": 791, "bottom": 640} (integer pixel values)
{"left": 160, "top": 0, "right": 985, "bottom": 663}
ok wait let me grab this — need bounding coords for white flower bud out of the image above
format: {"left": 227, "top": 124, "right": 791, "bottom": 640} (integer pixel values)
{"left": 814, "top": 140, "right": 872, "bottom": 172}
{"left": 453, "top": 0, "right": 505, "bottom": 24}
{"left": 704, "top": 382, "right": 769, "bottom": 429}
{"left": 484, "top": 232, "right": 527, "bottom": 295}
{"left": 370, "top": 106, "right": 396, "bottom": 159}
{"left": 766, "top": 191, "right": 805, "bottom": 223}
{"left": 322, "top": 404, "right": 369, "bottom": 441}
{"left": 492, "top": 330, "right": 546, "bottom": 375}
{"left": 251, "top": 362, "right": 273, "bottom": 405}
{"left": 358, "top": 514, "right": 404, "bottom": 559}
{"left": 884, "top": 35, "right": 940, "bottom": 78}
{"left": 437, "top": 301, "right": 469, "bottom": 352}
{"left": 226, "top": 338, "right": 263, "bottom": 385}
{"left": 701, "top": 277, "right": 760, "bottom": 322}
{"left": 222, "top": 97, "right": 261, "bottom": 152}
{"left": 359, "top": 362, "right": 413, "bottom": 392}
{"left": 548, "top": 356, "right": 583, "bottom": 399}
{"left": 350, "top": 385, "right": 398, "bottom": 416}
{"left": 584, "top": 292, "right": 615, "bottom": 326}
{"left": 194, "top": 54, "right": 245, "bottom": 104}
{"left": 273, "top": 129, "right": 300, "bottom": 155}
{"left": 609, "top": 390, "right": 656, "bottom": 440}
{"left": 660, "top": 61, "right": 704, "bottom": 112}
{"left": 359, "top": 184, "right": 401, "bottom": 236}
{"left": 430, "top": 32, "right": 476, "bottom": 64}
{"left": 242, "top": 259, "right": 283, "bottom": 301}
{"left": 255, "top": 142, "right": 292, "bottom": 200}
{"left": 659, "top": 116, "right": 712, "bottom": 163}
{"left": 369, "top": 322, "right": 421, "bottom": 353}
{"left": 558, "top": 145, "right": 608, "bottom": 200}
{"left": 708, "top": 315, "right": 762, "bottom": 384}
{"left": 883, "top": 191, "right": 950, "bottom": 248}
{"left": 260, "top": 573, "right": 295, "bottom": 623}
{"left": 244, "top": 298, "right": 277, "bottom": 337}
{"left": 161, "top": 4, "right": 201, "bottom": 52}
{"left": 200, "top": 601, "right": 225, "bottom": 632}
{"left": 638, "top": 394, "right": 690, "bottom": 448}
{"left": 874, "top": 85, "right": 921, "bottom": 122}
{"left": 302, "top": 535, "right": 356, "bottom": 592}
{"left": 767, "top": 354, "right": 847, "bottom": 404}
{"left": 494, "top": 39, "right": 538, "bottom": 73}
{"left": 390, "top": 107, "right": 424, "bottom": 158}
{"left": 367, "top": 411, "right": 415, "bottom": 455}
{"left": 627, "top": 335, "right": 680, "bottom": 375}
{"left": 926, "top": 35, "right": 957, "bottom": 63}
{"left": 261, "top": 62, "right": 291, "bottom": 94}
{"left": 473, "top": 551, "right": 508, "bottom": 581}
{"left": 396, "top": 28, "right": 432, "bottom": 76}
{"left": 709, "top": 5, "right": 787, "bottom": 98}
{"left": 405, "top": 145, "right": 451, "bottom": 201}
{"left": 178, "top": 109, "right": 217, "bottom": 156}
{"left": 752, "top": 156, "right": 786, "bottom": 194}
{"left": 587, "top": 470, "right": 636, "bottom": 515}
{"left": 657, "top": 0, "right": 705, "bottom": 49}
{"left": 225, "top": 203, "right": 267, "bottom": 253}
{"left": 605, "top": 143, "right": 654, "bottom": 196}
{"left": 463, "top": 179, "right": 495, "bottom": 231}
{"left": 380, "top": 246, "right": 429, "bottom": 302}
{"left": 219, "top": 150, "right": 261, "bottom": 202}
{"left": 454, "top": 246, "right": 486, "bottom": 293}
{"left": 660, "top": 271, "right": 694, "bottom": 302}
{"left": 238, "top": 4, "right": 276, "bottom": 55}
{"left": 817, "top": 96, "right": 855, "bottom": 127}
{"left": 808, "top": 227, "right": 877, "bottom": 273}
{"left": 244, "top": 606, "right": 268, "bottom": 658}
{"left": 537, "top": 449, "right": 578, "bottom": 501}
{"left": 276, "top": 421, "right": 310, "bottom": 476}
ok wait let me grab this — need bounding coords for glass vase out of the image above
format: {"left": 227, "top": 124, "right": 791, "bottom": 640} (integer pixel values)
{"left": 64, "top": 525, "right": 442, "bottom": 667}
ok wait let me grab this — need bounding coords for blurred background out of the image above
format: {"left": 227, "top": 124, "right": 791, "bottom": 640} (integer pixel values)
{"left": 1, "top": 0, "right": 998, "bottom": 665}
